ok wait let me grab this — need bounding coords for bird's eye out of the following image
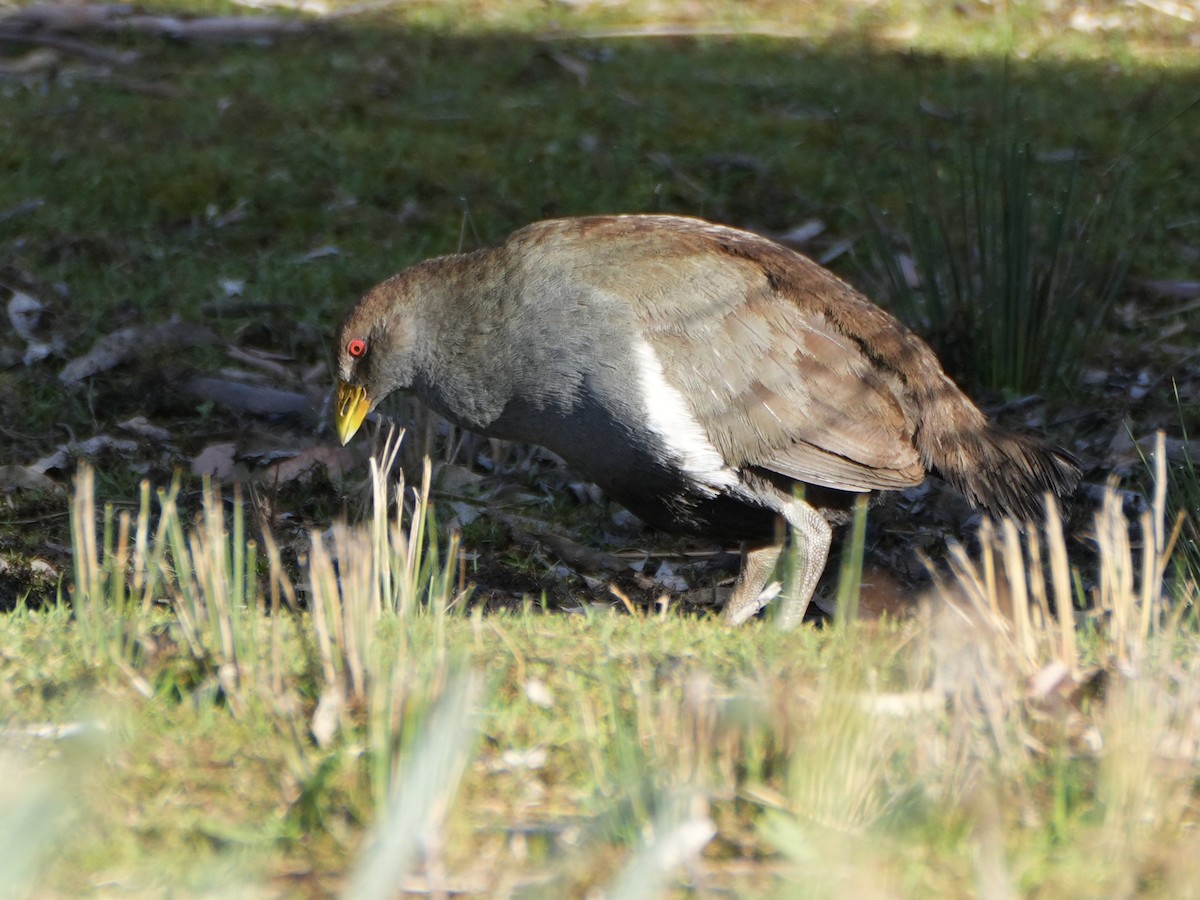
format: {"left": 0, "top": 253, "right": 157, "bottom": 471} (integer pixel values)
{"left": 347, "top": 338, "right": 367, "bottom": 358}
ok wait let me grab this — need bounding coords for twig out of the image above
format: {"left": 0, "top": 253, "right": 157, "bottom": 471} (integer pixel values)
{"left": 0, "top": 29, "right": 139, "bottom": 65}
{"left": 502, "top": 517, "right": 629, "bottom": 573}
{"left": 539, "top": 25, "right": 813, "bottom": 40}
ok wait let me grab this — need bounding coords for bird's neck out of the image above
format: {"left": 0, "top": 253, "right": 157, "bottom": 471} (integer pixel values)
{"left": 406, "top": 248, "right": 521, "bottom": 430}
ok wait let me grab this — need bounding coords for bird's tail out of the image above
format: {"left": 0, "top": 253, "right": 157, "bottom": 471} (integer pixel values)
{"left": 915, "top": 390, "right": 1081, "bottom": 523}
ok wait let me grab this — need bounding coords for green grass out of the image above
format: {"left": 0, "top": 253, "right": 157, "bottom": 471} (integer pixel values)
{"left": 3, "top": 0, "right": 1200, "bottom": 895}
{"left": 3, "top": 433, "right": 1198, "bottom": 895}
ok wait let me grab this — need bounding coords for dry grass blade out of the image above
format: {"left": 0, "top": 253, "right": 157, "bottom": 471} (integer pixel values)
{"left": 305, "top": 429, "right": 460, "bottom": 707}
{"left": 370, "top": 425, "right": 405, "bottom": 617}
{"left": 346, "top": 670, "right": 483, "bottom": 900}
{"left": 68, "top": 464, "right": 270, "bottom": 709}
{"left": 786, "top": 669, "right": 907, "bottom": 834}
{"left": 0, "top": 754, "right": 70, "bottom": 896}
{"left": 935, "top": 433, "right": 1174, "bottom": 686}
{"left": 605, "top": 789, "right": 715, "bottom": 900}
{"left": 69, "top": 465, "right": 105, "bottom": 665}
{"left": 925, "top": 431, "right": 1193, "bottom": 784}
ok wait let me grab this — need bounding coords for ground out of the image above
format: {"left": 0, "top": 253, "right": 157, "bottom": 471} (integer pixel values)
{"left": 1, "top": 1, "right": 1199, "bottom": 896}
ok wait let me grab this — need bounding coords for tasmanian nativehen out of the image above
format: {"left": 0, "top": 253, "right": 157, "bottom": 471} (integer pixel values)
{"left": 333, "top": 215, "right": 1080, "bottom": 626}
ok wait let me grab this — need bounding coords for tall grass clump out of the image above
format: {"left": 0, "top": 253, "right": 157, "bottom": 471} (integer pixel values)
{"left": 299, "top": 428, "right": 472, "bottom": 812}
{"left": 346, "top": 669, "right": 483, "bottom": 900}
{"left": 67, "top": 429, "right": 463, "bottom": 694}
{"left": 560, "top": 635, "right": 732, "bottom": 895}
{"left": 70, "top": 465, "right": 265, "bottom": 701}
{"left": 69, "top": 467, "right": 162, "bottom": 670}
{"left": 864, "top": 136, "right": 1132, "bottom": 395}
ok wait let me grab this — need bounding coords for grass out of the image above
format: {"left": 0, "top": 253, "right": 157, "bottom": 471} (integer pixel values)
{"left": 2, "top": 0, "right": 1197, "bottom": 605}
{"left": 2, "top": 432, "right": 1198, "bottom": 895}
{"left": 3, "top": 0, "right": 1200, "bottom": 895}
{"left": 1167, "top": 389, "right": 1200, "bottom": 586}
{"left": 862, "top": 133, "right": 1135, "bottom": 395}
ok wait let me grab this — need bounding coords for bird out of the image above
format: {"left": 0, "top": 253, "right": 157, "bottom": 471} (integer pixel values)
{"left": 333, "top": 214, "right": 1081, "bottom": 627}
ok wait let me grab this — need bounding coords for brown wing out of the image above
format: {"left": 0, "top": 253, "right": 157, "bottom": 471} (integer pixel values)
{"left": 517, "top": 216, "right": 927, "bottom": 492}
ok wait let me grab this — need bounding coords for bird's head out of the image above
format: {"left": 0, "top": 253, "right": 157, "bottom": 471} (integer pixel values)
{"left": 332, "top": 276, "right": 423, "bottom": 445}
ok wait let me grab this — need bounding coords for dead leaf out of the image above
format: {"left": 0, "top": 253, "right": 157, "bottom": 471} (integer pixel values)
{"left": 260, "top": 444, "right": 354, "bottom": 484}
{"left": 6, "top": 291, "right": 42, "bottom": 342}
{"left": 896, "top": 252, "right": 921, "bottom": 289}
{"left": 1142, "top": 279, "right": 1200, "bottom": 299}
{"left": 918, "top": 97, "right": 960, "bottom": 120}
{"left": 0, "top": 48, "right": 59, "bottom": 77}
{"left": 1108, "top": 429, "right": 1200, "bottom": 468}
{"left": 184, "top": 376, "right": 318, "bottom": 425}
{"left": 817, "top": 237, "right": 856, "bottom": 265}
{"left": 218, "top": 278, "right": 245, "bottom": 297}
{"left": 120, "top": 14, "right": 308, "bottom": 41}
{"left": 118, "top": 416, "right": 171, "bottom": 443}
{"left": 447, "top": 501, "right": 480, "bottom": 528}
{"left": 2, "top": 3, "right": 124, "bottom": 32}
{"left": 652, "top": 560, "right": 689, "bottom": 592}
{"left": 2, "top": 4, "right": 310, "bottom": 41}
{"left": 298, "top": 245, "right": 339, "bottom": 262}
{"left": 1034, "top": 148, "right": 1087, "bottom": 163}
{"left": 435, "top": 463, "right": 488, "bottom": 495}
{"left": 32, "top": 434, "right": 140, "bottom": 473}
{"left": 0, "top": 465, "right": 61, "bottom": 493}
{"left": 777, "top": 218, "right": 826, "bottom": 245}
{"left": 0, "top": 199, "right": 44, "bottom": 223}
{"left": 546, "top": 49, "right": 588, "bottom": 86}
{"left": 59, "top": 320, "right": 217, "bottom": 384}
{"left": 6, "top": 289, "right": 62, "bottom": 364}
{"left": 225, "top": 346, "right": 295, "bottom": 380}
{"left": 567, "top": 480, "right": 603, "bottom": 505}
{"left": 191, "top": 442, "right": 240, "bottom": 480}
{"left": 206, "top": 199, "right": 248, "bottom": 228}
{"left": 506, "top": 519, "right": 629, "bottom": 573}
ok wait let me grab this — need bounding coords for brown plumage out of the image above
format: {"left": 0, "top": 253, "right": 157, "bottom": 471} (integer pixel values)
{"left": 333, "top": 215, "right": 1080, "bottom": 626}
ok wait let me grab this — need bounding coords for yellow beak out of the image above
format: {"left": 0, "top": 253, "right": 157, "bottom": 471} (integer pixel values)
{"left": 334, "top": 380, "right": 371, "bottom": 445}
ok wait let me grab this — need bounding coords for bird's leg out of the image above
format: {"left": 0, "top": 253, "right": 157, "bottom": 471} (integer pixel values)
{"left": 721, "top": 541, "right": 784, "bottom": 626}
{"left": 775, "top": 497, "right": 832, "bottom": 630}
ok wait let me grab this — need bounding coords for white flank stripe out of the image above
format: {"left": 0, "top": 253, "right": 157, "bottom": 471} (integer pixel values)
{"left": 633, "top": 339, "right": 737, "bottom": 493}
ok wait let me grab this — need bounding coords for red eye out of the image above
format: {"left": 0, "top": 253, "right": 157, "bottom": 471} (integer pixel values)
{"left": 347, "top": 338, "right": 366, "bottom": 358}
